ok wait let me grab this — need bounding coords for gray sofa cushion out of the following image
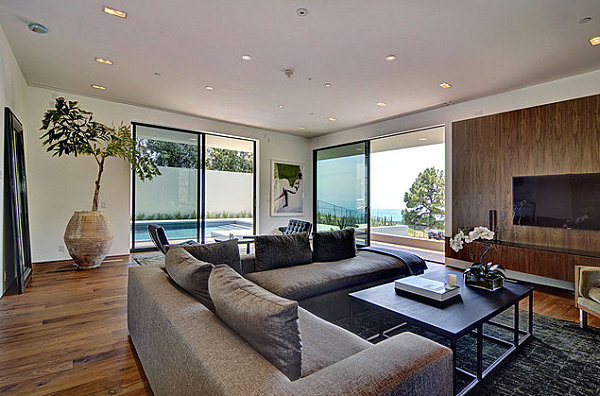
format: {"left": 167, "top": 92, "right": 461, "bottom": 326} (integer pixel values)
{"left": 312, "top": 228, "right": 357, "bottom": 262}
{"left": 298, "top": 308, "right": 370, "bottom": 377}
{"left": 165, "top": 247, "right": 215, "bottom": 311}
{"left": 246, "top": 250, "right": 410, "bottom": 301}
{"left": 208, "top": 265, "right": 302, "bottom": 381}
{"left": 168, "top": 239, "right": 242, "bottom": 274}
{"left": 254, "top": 232, "right": 312, "bottom": 271}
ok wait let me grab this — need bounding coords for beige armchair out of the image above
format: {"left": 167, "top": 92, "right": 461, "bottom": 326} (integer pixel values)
{"left": 575, "top": 266, "right": 600, "bottom": 329}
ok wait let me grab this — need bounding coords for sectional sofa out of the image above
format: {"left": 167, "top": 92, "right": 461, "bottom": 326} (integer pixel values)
{"left": 127, "top": 231, "right": 453, "bottom": 395}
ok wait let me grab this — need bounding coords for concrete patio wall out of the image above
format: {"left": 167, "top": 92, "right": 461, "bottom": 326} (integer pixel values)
{"left": 136, "top": 167, "right": 253, "bottom": 216}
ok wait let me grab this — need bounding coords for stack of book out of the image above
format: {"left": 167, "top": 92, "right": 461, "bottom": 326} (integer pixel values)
{"left": 395, "top": 276, "right": 461, "bottom": 306}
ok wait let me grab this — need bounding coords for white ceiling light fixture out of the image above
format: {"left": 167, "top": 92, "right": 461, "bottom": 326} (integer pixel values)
{"left": 91, "top": 84, "right": 106, "bottom": 90}
{"left": 241, "top": 54, "right": 252, "bottom": 61}
{"left": 419, "top": 137, "right": 428, "bottom": 141}
{"left": 27, "top": 23, "right": 48, "bottom": 34}
{"left": 278, "top": 104, "right": 285, "bottom": 108}
{"left": 95, "top": 57, "right": 113, "bottom": 65}
{"left": 385, "top": 55, "right": 396, "bottom": 61}
{"left": 439, "top": 82, "right": 453, "bottom": 88}
{"left": 328, "top": 117, "right": 337, "bottom": 122}
{"left": 296, "top": 8, "right": 308, "bottom": 17}
{"left": 376, "top": 102, "right": 387, "bottom": 107}
{"left": 324, "top": 82, "right": 332, "bottom": 87}
{"left": 590, "top": 36, "right": 600, "bottom": 46}
{"left": 205, "top": 85, "right": 214, "bottom": 90}
{"left": 103, "top": 6, "right": 127, "bottom": 18}
{"left": 298, "top": 126, "right": 306, "bottom": 130}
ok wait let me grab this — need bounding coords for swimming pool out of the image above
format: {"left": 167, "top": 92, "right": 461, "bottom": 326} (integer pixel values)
{"left": 132, "top": 219, "right": 253, "bottom": 242}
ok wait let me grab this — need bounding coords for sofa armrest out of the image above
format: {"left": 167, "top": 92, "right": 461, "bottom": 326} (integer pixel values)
{"left": 577, "top": 266, "right": 600, "bottom": 300}
{"left": 290, "top": 332, "right": 452, "bottom": 396}
{"left": 241, "top": 253, "right": 256, "bottom": 274}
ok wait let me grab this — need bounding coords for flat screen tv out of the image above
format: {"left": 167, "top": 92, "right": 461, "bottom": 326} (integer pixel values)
{"left": 513, "top": 173, "right": 600, "bottom": 230}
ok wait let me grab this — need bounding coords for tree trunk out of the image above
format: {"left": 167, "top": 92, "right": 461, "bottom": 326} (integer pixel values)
{"left": 92, "top": 158, "right": 105, "bottom": 211}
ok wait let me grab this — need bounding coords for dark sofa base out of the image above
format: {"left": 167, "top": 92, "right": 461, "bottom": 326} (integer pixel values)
{"left": 299, "top": 275, "right": 405, "bottom": 321}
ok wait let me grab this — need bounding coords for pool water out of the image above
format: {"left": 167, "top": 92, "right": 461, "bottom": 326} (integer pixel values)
{"left": 132, "top": 219, "right": 252, "bottom": 242}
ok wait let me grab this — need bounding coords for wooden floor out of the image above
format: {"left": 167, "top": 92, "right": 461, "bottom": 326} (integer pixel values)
{"left": 0, "top": 257, "right": 152, "bottom": 395}
{"left": 0, "top": 255, "right": 598, "bottom": 395}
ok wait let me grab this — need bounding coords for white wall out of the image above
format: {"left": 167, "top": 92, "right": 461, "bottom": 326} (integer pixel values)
{"left": 136, "top": 167, "right": 253, "bottom": 216}
{"left": 0, "top": 25, "right": 29, "bottom": 296}
{"left": 310, "top": 69, "right": 600, "bottom": 236}
{"left": 25, "top": 86, "right": 312, "bottom": 263}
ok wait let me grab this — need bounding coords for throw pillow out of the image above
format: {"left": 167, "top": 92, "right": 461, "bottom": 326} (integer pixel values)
{"left": 254, "top": 232, "right": 312, "bottom": 271}
{"left": 165, "top": 246, "right": 215, "bottom": 311}
{"left": 208, "top": 265, "right": 302, "bottom": 381}
{"left": 312, "top": 228, "right": 357, "bottom": 262}
{"left": 167, "top": 239, "right": 242, "bottom": 274}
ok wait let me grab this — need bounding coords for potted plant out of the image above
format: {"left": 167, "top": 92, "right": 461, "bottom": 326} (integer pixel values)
{"left": 450, "top": 226, "right": 506, "bottom": 290}
{"left": 40, "top": 97, "right": 160, "bottom": 269}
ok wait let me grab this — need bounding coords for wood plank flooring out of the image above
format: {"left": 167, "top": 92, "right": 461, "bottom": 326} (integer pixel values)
{"left": 0, "top": 257, "right": 152, "bottom": 395}
{"left": 0, "top": 255, "right": 597, "bottom": 395}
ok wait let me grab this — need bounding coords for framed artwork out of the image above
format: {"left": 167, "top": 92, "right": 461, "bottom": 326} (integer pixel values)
{"left": 271, "top": 160, "right": 304, "bottom": 216}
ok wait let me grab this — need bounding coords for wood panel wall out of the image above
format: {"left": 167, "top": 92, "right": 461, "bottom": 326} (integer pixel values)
{"left": 451, "top": 94, "right": 600, "bottom": 251}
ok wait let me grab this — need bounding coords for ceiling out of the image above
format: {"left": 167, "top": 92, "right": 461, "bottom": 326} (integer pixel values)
{"left": 0, "top": 1, "right": 599, "bottom": 137}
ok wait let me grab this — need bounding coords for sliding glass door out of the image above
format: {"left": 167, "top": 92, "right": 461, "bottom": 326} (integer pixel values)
{"left": 132, "top": 125, "right": 201, "bottom": 249}
{"left": 131, "top": 124, "right": 255, "bottom": 250}
{"left": 204, "top": 135, "right": 255, "bottom": 242}
{"left": 314, "top": 142, "right": 369, "bottom": 246}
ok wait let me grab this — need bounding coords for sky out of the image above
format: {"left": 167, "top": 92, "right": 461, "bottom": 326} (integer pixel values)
{"left": 370, "top": 143, "right": 445, "bottom": 210}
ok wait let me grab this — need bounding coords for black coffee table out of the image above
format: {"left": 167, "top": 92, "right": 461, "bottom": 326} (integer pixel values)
{"left": 348, "top": 267, "right": 533, "bottom": 396}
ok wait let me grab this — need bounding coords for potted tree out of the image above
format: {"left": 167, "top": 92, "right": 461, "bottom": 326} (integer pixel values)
{"left": 40, "top": 97, "right": 160, "bottom": 269}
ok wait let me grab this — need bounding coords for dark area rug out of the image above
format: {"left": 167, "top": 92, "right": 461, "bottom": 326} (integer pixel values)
{"left": 334, "top": 309, "right": 600, "bottom": 396}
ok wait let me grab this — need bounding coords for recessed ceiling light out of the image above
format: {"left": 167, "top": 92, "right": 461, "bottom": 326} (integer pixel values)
{"left": 419, "top": 137, "right": 428, "bottom": 141}
{"left": 190, "top": 138, "right": 197, "bottom": 141}
{"left": 328, "top": 117, "right": 337, "bottom": 122}
{"left": 385, "top": 55, "right": 396, "bottom": 61}
{"left": 439, "top": 82, "right": 453, "bottom": 88}
{"left": 324, "top": 83, "right": 332, "bottom": 87}
{"left": 27, "top": 23, "right": 48, "bottom": 34}
{"left": 154, "top": 72, "right": 161, "bottom": 77}
{"left": 241, "top": 54, "right": 252, "bottom": 61}
{"left": 299, "top": 126, "right": 306, "bottom": 130}
{"left": 376, "top": 102, "right": 387, "bottom": 107}
{"left": 205, "top": 86, "right": 214, "bottom": 90}
{"left": 95, "top": 57, "right": 113, "bottom": 65}
{"left": 296, "top": 8, "right": 308, "bottom": 17}
{"left": 91, "top": 84, "right": 106, "bottom": 90}
{"left": 278, "top": 104, "right": 285, "bottom": 108}
{"left": 590, "top": 36, "right": 600, "bottom": 46}
{"left": 103, "top": 6, "right": 127, "bottom": 18}
{"left": 579, "top": 17, "right": 592, "bottom": 24}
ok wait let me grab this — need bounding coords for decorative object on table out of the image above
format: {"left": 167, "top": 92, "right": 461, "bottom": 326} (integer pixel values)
{"left": 40, "top": 97, "right": 160, "bottom": 269}
{"left": 270, "top": 160, "right": 304, "bottom": 216}
{"left": 4, "top": 108, "right": 32, "bottom": 293}
{"left": 450, "top": 226, "right": 506, "bottom": 291}
{"left": 394, "top": 275, "right": 461, "bottom": 306}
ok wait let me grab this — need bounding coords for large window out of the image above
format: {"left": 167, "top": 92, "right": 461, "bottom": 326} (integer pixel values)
{"left": 314, "top": 142, "right": 369, "bottom": 246}
{"left": 313, "top": 126, "right": 445, "bottom": 249}
{"left": 370, "top": 127, "right": 445, "bottom": 243}
{"left": 131, "top": 124, "right": 255, "bottom": 250}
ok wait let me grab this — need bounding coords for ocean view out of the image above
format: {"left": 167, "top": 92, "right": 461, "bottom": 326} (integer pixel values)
{"left": 371, "top": 208, "right": 404, "bottom": 222}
